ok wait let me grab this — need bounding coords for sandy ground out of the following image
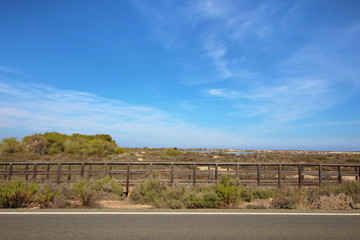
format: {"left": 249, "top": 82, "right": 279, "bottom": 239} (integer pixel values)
{"left": 97, "top": 200, "right": 154, "bottom": 209}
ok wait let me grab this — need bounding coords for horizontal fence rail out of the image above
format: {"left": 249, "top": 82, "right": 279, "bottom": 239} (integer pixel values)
{"left": 1, "top": 162, "right": 360, "bottom": 193}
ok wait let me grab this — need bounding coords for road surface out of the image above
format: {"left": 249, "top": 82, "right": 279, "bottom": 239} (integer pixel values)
{"left": 1, "top": 212, "right": 359, "bottom": 239}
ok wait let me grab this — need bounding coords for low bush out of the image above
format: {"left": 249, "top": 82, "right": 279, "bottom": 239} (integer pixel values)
{"left": 94, "top": 176, "right": 123, "bottom": 197}
{"left": 0, "top": 181, "right": 39, "bottom": 208}
{"left": 74, "top": 180, "right": 97, "bottom": 207}
{"left": 34, "top": 184, "right": 57, "bottom": 208}
{"left": 0, "top": 138, "right": 22, "bottom": 154}
{"left": 164, "top": 184, "right": 186, "bottom": 208}
{"left": 202, "top": 191, "right": 221, "bottom": 208}
{"left": 271, "top": 189, "right": 299, "bottom": 209}
{"left": 314, "top": 193, "right": 353, "bottom": 210}
{"left": 165, "top": 148, "right": 182, "bottom": 156}
{"left": 22, "top": 135, "right": 46, "bottom": 155}
{"left": 216, "top": 174, "right": 237, "bottom": 205}
{"left": 131, "top": 177, "right": 167, "bottom": 207}
{"left": 184, "top": 192, "right": 205, "bottom": 208}
{"left": 271, "top": 195, "right": 298, "bottom": 209}
{"left": 238, "top": 187, "right": 253, "bottom": 202}
{"left": 252, "top": 188, "right": 277, "bottom": 200}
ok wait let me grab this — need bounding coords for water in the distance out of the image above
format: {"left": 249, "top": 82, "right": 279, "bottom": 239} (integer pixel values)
{"left": 186, "top": 150, "right": 254, "bottom": 155}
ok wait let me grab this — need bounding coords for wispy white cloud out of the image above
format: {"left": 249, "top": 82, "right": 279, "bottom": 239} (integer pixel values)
{"left": 298, "top": 120, "right": 360, "bottom": 127}
{"left": 281, "top": 22, "right": 360, "bottom": 86}
{"left": 207, "top": 79, "right": 339, "bottom": 122}
{"left": 0, "top": 80, "right": 260, "bottom": 148}
{"left": 0, "top": 66, "right": 22, "bottom": 75}
{"left": 133, "top": 0, "right": 285, "bottom": 84}
{"left": 0, "top": 79, "right": 358, "bottom": 150}
{"left": 203, "top": 36, "right": 232, "bottom": 79}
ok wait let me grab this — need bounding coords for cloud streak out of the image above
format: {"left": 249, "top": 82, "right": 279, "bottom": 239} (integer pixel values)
{"left": 206, "top": 78, "right": 340, "bottom": 122}
{"left": 0, "top": 80, "right": 258, "bottom": 148}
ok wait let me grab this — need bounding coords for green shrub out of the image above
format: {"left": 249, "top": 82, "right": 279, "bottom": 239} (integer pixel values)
{"left": 22, "top": 135, "right": 46, "bottom": 155}
{"left": 238, "top": 187, "right": 253, "bottom": 202}
{"left": 64, "top": 138, "right": 85, "bottom": 155}
{"left": 0, "top": 181, "right": 39, "bottom": 208}
{"left": 0, "top": 138, "right": 22, "bottom": 154}
{"left": 271, "top": 190, "right": 299, "bottom": 209}
{"left": 4, "top": 132, "right": 124, "bottom": 157}
{"left": 74, "top": 180, "right": 96, "bottom": 207}
{"left": 94, "top": 177, "right": 123, "bottom": 196}
{"left": 43, "top": 132, "right": 68, "bottom": 154}
{"left": 202, "top": 191, "right": 221, "bottom": 208}
{"left": 131, "top": 178, "right": 166, "bottom": 207}
{"left": 115, "top": 147, "right": 126, "bottom": 154}
{"left": 165, "top": 184, "right": 186, "bottom": 201}
{"left": 216, "top": 174, "right": 236, "bottom": 205}
{"left": 252, "top": 189, "right": 277, "bottom": 199}
{"left": 183, "top": 187, "right": 221, "bottom": 209}
{"left": 184, "top": 192, "right": 205, "bottom": 208}
{"left": 164, "top": 185, "right": 186, "bottom": 209}
{"left": 165, "top": 149, "right": 181, "bottom": 156}
{"left": 34, "top": 185, "right": 57, "bottom": 208}
{"left": 334, "top": 181, "right": 360, "bottom": 195}
{"left": 166, "top": 199, "right": 183, "bottom": 209}
{"left": 271, "top": 195, "right": 298, "bottom": 209}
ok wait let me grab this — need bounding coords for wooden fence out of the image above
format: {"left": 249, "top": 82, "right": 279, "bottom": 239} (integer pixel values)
{"left": 1, "top": 162, "right": 360, "bottom": 193}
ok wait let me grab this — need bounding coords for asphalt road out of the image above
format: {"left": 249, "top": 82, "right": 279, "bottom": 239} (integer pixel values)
{"left": 1, "top": 212, "right": 360, "bottom": 240}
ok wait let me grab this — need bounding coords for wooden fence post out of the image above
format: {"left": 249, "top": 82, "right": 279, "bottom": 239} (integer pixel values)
{"left": 278, "top": 164, "right": 282, "bottom": 188}
{"left": 88, "top": 165, "right": 92, "bottom": 178}
{"left": 68, "top": 165, "right": 71, "bottom": 181}
{"left": 208, "top": 165, "right": 211, "bottom": 182}
{"left": 149, "top": 163, "right": 153, "bottom": 179}
{"left": 298, "top": 165, "right": 302, "bottom": 188}
{"left": 245, "top": 165, "right": 249, "bottom": 181}
{"left": 46, "top": 165, "right": 50, "bottom": 181}
{"left": 109, "top": 166, "right": 112, "bottom": 178}
{"left": 257, "top": 164, "right": 261, "bottom": 186}
{"left": 193, "top": 164, "right": 196, "bottom": 186}
{"left": 236, "top": 164, "right": 239, "bottom": 179}
{"left": 33, "top": 164, "right": 37, "bottom": 180}
{"left": 338, "top": 165, "right": 342, "bottom": 184}
{"left": 126, "top": 163, "right": 130, "bottom": 194}
{"left": 4, "top": 164, "right": 8, "bottom": 180}
{"left": 170, "top": 163, "right": 174, "bottom": 185}
{"left": 8, "top": 164, "right": 13, "bottom": 181}
{"left": 319, "top": 165, "right": 322, "bottom": 187}
{"left": 57, "top": 163, "right": 61, "bottom": 184}
{"left": 104, "top": 163, "right": 108, "bottom": 177}
{"left": 215, "top": 164, "right": 218, "bottom": 182}
{"left": 81, "top": 163, "right": 85, "bottom": 178}
{"left": 25, "top": 165, "right": 29, "bottom": 181}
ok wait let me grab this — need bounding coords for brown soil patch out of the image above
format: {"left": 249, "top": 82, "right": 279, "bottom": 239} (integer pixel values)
{"left": 97, "top": 200, "right": 154, "bottom": 209}
{"left": 238, "top": 199, "right": 272, "bottom": 209}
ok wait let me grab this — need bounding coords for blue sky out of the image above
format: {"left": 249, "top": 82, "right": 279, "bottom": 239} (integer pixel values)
{"left": 1, "top": 0, "right": 360, "bottom": 151}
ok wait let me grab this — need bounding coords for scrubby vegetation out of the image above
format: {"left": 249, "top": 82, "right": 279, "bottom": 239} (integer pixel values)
{"left": 1, "top": 176, "right": 359, "bottom": 210}
{"left": 130, "top": 174, "right": 360, "bottom": 210}
{"left": 0, "top": 181, "right": 39, "bottom": 208}
{"left": 0, "top": 132, "right": 126, "bottom": 161}
{"left": 1, "top": 133, "right": 360, "bottom": 164}
{"left": 270, "top": 182, "right": 360, "bottom": 210}
{"left": 0, "top": 177, "right": 124, "bottom": 208}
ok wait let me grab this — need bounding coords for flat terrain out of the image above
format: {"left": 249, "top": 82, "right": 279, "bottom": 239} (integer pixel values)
{"left": 1, "top": 211, "right": 360, "bottom": 240}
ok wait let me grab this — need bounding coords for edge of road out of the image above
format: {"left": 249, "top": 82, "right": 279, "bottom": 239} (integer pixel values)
{"left": 1, "top": 209, "right": 360, "bottom": 215}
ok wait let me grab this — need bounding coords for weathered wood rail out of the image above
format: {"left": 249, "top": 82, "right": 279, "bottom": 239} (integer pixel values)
{"left": 1, "top": 162, "right": 360, "bottom": 193}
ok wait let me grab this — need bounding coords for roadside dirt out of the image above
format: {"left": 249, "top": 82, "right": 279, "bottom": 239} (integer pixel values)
{"left": 97, "top": 200, "right": 154, "bottom": 209}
